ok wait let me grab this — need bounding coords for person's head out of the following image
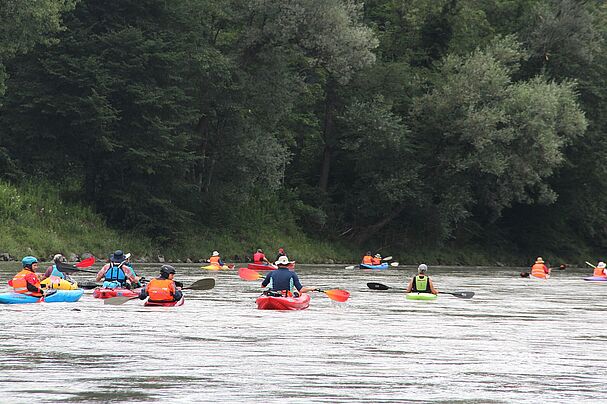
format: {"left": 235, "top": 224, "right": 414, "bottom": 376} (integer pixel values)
{"left": 275, "top": 256, "right": 291, "bottom": 266}
{"left": 520, "top": 272, "right": 530, "bottom": 278}
{"left": 110, "top": 250, "right": 125, "bottom": 263}
{"left": 160, "top": 264, "right": 176, "bottom": 279}
{"left": 257, "top": 249, "right": 263, "bottom": 253}
{"left": 374, "top": 254, "right": 381, "bottom": 258}
{"left": 535, "top": 257, "right": 544, "bottom": 264}
{"left": 212, "top": 251, "right": 220, "bottom": 257}
{"left": 53, "top": 253, "right": 66, "bottom": 263}
{"left": 278, "top": 248, "right": 284, "bottom": 253}
{"left": 22, "top": 256, "right": 38, "bottom": 271}
{"left": 598, "top": 262, "right": 606, "bottom": 269}
{"left": 418, "top": 263, "right": 428, "bottom": 274}
{"left": 366, "top": 251, "right": 372, "bottom": 256}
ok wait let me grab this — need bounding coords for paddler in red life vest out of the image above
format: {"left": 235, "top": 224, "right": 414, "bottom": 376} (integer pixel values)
{"left": 253, "top": 249, "right": 271, "bottom": 265}
{"left": 593, "top": 261, "right": 607, "bottom": 277}
{"left": 139, "top": 265, "right": 183, "bottom": 303}
{"left": 406, "top": 264, "right": 438, "bottom": 295}
{"left": 530, "top": 257, "right": 550, "bottom": 279}
{"left": 207, "top": 251, "right": 225, "bottom": 267}
{"left": 275, "top": 247, "right": 286, "bottom": 262}
{"left": 371, "top": 254, "right": 382, "bottom": 265}
{"left": 9, "top": 256, "right": 44, "bottom": 297}
{"left": 361, "top": 252, "right": 373, "bottom": 265}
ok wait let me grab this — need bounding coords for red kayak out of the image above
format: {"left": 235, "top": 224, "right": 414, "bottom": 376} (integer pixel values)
{"left": 256, "top": 293, "right": 310, "bottom": 310}
{"left": 93, "top": 287, "right": 140, "bottom": 299}
{"left": 144, "top": 296, "right": 185, "bottom": 307}
{"left": 247, "top": 262, "right": 295, "bottom": 271}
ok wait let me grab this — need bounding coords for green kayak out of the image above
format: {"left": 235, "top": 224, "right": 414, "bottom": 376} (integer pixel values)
{"left": 406, "top": 292, "right": 438, "bottom": 301}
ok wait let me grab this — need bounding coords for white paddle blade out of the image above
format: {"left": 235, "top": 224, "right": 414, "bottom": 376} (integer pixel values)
{"left": 390, "top": 262, "right": 399, "bottom": 267}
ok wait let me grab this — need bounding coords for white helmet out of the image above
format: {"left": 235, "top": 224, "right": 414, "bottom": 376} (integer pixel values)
{"left": 212, "top": 251, "right": 220, "bottom": 256}
{"left": 53, "top": 254, "right": 66, "bottom": 263}
{"left": 598, "top": 262, "right": 606, "bottom": 269}
{"left": 418, "top": 264, "right": 428, "bottom": 273}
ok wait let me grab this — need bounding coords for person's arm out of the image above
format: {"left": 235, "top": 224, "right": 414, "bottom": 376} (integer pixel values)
{"left": 25, "top": 274, "right": 43, "bottom": 295}
{"left": 139, "top": 285, "right": 149, "bottom": 300}
{"left": 96, "top": 265, "right": 108, "bottom": 281}
{"left": 261, "top": 272, "right": 271, "bottom": 288}
{"left": 41, "top": 266, "right": 53, "bottom": 281}
{"left": 544, "top": 265, "right": 550, "bottom": 274}
{"left": 123, "top": 266, "right": 140, "bottom": 284}
{"left": 219, "top": 258, "right": 225, "bottom": 266}
{"left": 173, "top": 283, "right": 183, "bottom": 301}
{"left": 405, "top": 279, "right": 413, "bottom": 293}
{"left": 429, "top": 279, "right": 438, "bottom": 295}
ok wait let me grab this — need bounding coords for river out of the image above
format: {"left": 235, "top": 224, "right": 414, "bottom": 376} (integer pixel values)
{"left": 0, "top": 262, "right": 605, "bottom": 403}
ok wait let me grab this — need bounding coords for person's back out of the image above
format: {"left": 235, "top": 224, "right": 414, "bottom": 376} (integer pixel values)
{"left": 362, "top": 252, "right": 373, "bottom": 265}
{"left": 530, "top": 257, "right": 550, "bottom": 279}
{"left": 262, "top": 256, "right": 301, "bottom": 293}
{"left": 253, "top": 249, "right": 267, "bottom": 264}
{"left": 141, "top": 265, "right": 182, "bottom": 303}
{"left": 593, "top": 261, "right": 607, "bottom": 277}
{"left": 406, "top": 264, "right": 438, "bottom": 295}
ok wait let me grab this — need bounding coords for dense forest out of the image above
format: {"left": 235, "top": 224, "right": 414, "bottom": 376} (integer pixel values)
{"left": 1, "top": 0, "right": 606, "bottom": 263}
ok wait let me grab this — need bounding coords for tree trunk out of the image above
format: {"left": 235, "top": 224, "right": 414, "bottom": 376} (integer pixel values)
{"left": 355, "top": 205, "right": 407, "bottom": 245}
{"left": 318, "top": 78, "right": 337, "bottom": 192}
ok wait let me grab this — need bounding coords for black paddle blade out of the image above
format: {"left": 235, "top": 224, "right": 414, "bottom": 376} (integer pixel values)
{"left": 367, "top": 282, "right": 390, "bottom": 290}
{"left": 442, "top": 291, "right": 475, "bottom": 299}
{"left": 185, "top": 278, "right": 215, "bottom": 290}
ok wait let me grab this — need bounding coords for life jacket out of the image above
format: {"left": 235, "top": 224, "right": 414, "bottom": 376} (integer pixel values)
{"left": 411, "top": 275, "right": 431, "bottom": 293}
{"left": 146, "top": 278, "right": 176, "bottom": 302}
{"left": 104, "top": 263, "right": 127, "bottom": 283}
{"left": 593, "top": 267, "right": 606, "bottom": 277}
{"left": 11, "top": 269, "right": 42, "bottom": 296}
{"left": 209, "top": 256, "right": 221, "bottom": 265}
{"left": 371, "top": 257, "right": 381, "bottom": 265}
{"left": 362, "top": 255, "right": 373, "bottom": 264}
{"left": 531, "top": 263, "right": 549, "bottom": 279}
{"left": 50, "top": 264, "right": 65, "bottom": 279}
{"left": 253, "top": 252, "right": 265, "bottom": 264}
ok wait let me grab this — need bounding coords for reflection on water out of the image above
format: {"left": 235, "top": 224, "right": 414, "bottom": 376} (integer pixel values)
{"left": 0, "top": 263, "right": 606, "bottom": 403}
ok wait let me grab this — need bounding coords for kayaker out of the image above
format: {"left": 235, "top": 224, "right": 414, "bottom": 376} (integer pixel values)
{"left": 261, "top": 256, "right": 314, "bottom": 297}
{"left": 275, "top": 247, "right": 286, "bottom": 262}
{"left": 9, "top": 256, "right": 44, "bottom": 297}
{"left": 406, "top": 264, "right": 438, "bottom": 295}
{"left": 361, "top": 252, "right": 373, "bottom": 265}
{"left": 253, "top": 249, "right": 271, "bottom": 265}
{"left": 530, "top": 257, "right": 550, "bottom": 279}
{"left": 139, "top": 265, "right": 183, "bottom": 303}
{"left": 371, "top": 254, "right": 382, "bottom": 265}
{"left": 41, "top": 254, "right": 71, "bottom": 281}
{"left": 208, "top": 251, "right": 225, "bottom": 267}
{"left": 96, "top": 250, "right": 141, "bottom": 288}
{"left": 593, "top": 261, "right": 607, "bottom": 277}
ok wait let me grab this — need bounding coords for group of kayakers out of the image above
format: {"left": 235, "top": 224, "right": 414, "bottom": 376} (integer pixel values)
{"left": 361, "top": 251, "right": 383, "bottom": 266}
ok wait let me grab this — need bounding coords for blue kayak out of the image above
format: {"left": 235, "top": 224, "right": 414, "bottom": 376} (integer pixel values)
{"left": 584, "top": 276, "right": 607, "bottom": 282}
{"left": 359, "top": 263, "right": 389, "bottom": 270}
{"left": 0, "top": 289, "right": 84, "bottom": 304}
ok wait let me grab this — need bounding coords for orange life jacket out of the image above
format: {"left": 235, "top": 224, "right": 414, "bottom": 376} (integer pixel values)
{"left": 146, "top": 278, "right": 176, "bottom": 302}
{"left": 362, "top": 255, "right": 373, "bottom": 264}
{"left": 371, "top": 257, "right": 381, "bottom": 265}
{"left": 593, "top": 267, "right": 606, "bottom": 277}
{"left": 11, "top": 269, "right": 42, "bottom": 296}
{"left": 531, "top": 263, "right": 549, "bottom": 279}
{"left": 209, "top": 256, "right": 221, "bottom": 265}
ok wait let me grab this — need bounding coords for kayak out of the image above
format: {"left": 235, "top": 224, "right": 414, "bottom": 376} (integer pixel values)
{"left": 256, "top": 293, "right": 311, "bottom": 310}
{"left": 406, "top": 292, "right": 438, "bottom": 301}
{"left": 93, "top": 287, "right": 140, "bottom": 299}
{"left": 248, "top": 263, "right": 278, "bottom": 270}
{"left": 144, "top": 296, "right": 185, "bottom": 307}
{"left": 583, "top": 276, "right": 607, "bottom": 282}
{"left": 359, "top": 263, "right": 389, "bottom": 270}
{"left": 0, "top": 289, "right": 84, "bottom": 304}
{"left": 40, "top": 276, "right": 79, "bottom": 290}
{"left": 201, "top": 264, "right": 233, "bottom": 271}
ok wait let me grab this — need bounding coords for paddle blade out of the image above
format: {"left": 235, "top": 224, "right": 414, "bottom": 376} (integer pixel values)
{"left": 367, "top": 282, "right": 390, "bottom": 290}
{"left": 75, "top": 256, "right": 96, "bottom": 268}
{"left": 185, "top": 278, "right": 215, "bottom": 290}
{"left": 345, "top": 265, "right": 355, "bottom": 270}
{"left": 441, "top": 291, "right": 475, "bottom": 299}
{"left": 390, "top": 262, "right": 399, "bottom": 267}
{"left": 238, "top": 268, "right": 263, "bottom": 281}
{"left": 382, "top": 256, "right": 393, "bottom": 261}
{"left": 321, "top": 289, "right": 350, "bottom": 302}
{"left": 104, "top": 296, "right": 139, "bottom": 305}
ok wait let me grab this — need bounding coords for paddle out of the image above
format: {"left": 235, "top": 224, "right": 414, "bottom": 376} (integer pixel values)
{"left": 238, "top": 267, "right": 264, "bottom": 281}
{"left": 586, "top": 261, "right": 596, "bottom": 268}
{"left": 104, "top": 278, "right": 216, "bottom": 305}
{"left": 57, "top": 262, "right": 98, "bottom": 274}
{"left": 366, "top": 282, "right": 474, "bottom": 299}
{"left": 315, "top": 288, "right": 350, "bottom": 302}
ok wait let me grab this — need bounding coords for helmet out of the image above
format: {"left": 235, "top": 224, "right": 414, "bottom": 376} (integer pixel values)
{"left": 53, "top": 254, "right": 66, "bottom": 263}
{"left": 160, "top": 265, "right": 176, "bottom": 278}
{"left": 212, "top": 251, "right": 220, "bottom": 256}
{"left": 22, "top": 256, "right": 38, "bottom": 268}
{"left": 418, "top": 264, "right": 428, "bottom": 273}
{"left": 374, "top": 254, "right": 381, "bottom": 258}
{"left": 535, "top": 257, "right": 544, "bottom": 264}
{"left": 257, "top": 249, "right": 263, "bottom": 253}
{"left": 598, "top": 262, "right": 606, "bottom": 269}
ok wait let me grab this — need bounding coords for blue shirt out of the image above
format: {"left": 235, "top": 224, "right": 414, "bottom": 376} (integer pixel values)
{"left": 261, "top": 267, "right": 302, "bottom": 292}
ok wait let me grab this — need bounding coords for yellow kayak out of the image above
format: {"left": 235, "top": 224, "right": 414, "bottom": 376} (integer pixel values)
{"left": 200, "top": 264, "right": 233, "bottom": 271}
{"left": 40, "top": 276, "right": 79, "bottom": 290}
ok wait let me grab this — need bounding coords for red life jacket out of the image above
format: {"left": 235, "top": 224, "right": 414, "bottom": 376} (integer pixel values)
{"left": 146, "top": 278, "right": 176, "bottom": 302}
{"left": 253, "top": 252, "right": 265, "bottom": 264}
{"left": 371, "top": 257, "right": 381, "bottom": 265}
{"left": 10, "top": 269, "right": 42, "bottom": 296}
{"left": 209, "top": 256, "right": 221, "bottom": 265}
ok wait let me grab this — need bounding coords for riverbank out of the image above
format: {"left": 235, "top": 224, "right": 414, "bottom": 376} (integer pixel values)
{"left": 0, "top": 181, "right": 599, "bottom": 266}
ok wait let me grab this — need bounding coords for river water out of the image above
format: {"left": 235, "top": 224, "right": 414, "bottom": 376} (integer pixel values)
{"left": 0, "top": 262, "right": 605, "bottom": 403}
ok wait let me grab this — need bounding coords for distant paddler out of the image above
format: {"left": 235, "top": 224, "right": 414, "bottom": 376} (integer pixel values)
{"left": 530, "top": 257, "right": 550, "bottom": 279}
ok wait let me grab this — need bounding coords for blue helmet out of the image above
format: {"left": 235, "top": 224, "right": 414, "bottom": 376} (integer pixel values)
{"left": 22, "top": 256, "right": 38, "bottom": 268}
